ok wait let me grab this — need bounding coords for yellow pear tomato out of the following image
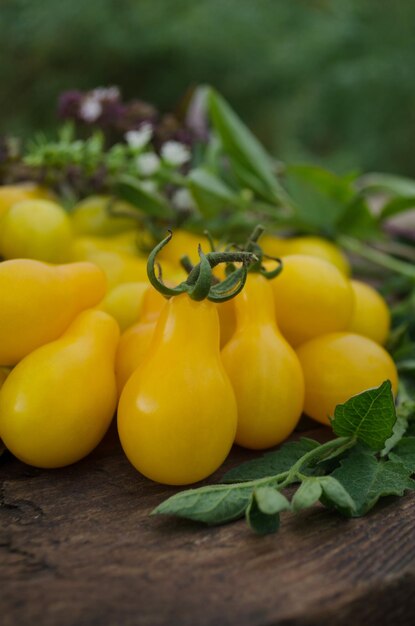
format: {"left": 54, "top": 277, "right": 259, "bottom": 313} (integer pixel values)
{"left": 271, "top": 255, "right": 355, "bottom": 347}
{"left": 296, "top": 332, "right": 398, "bottom": 426}
{"left": 0, "top": 183, "right": 54, "bottom": 218}
{"left": 348, "top": 280, "right": 390, "bottom": 345}
{"left": 0, "top": 310, "right": 119, "bottom": 468}
{"left": 0, "top": 259, "right": 106, "bottom": 366}
{"left": 283, "top": 236, "right": 350, "bottom": 276}
{"left": 221, "top": 273, "right": 304, "bottom": 449}
{"left": 118, "top": 293, "right": 237, "bottom": 485}
{"left": 0, "top": 199, "right": 73, "bottom": 263}
{"left": 115, "top": 286, "right": 166, "bottom": 393}
{"left": 70, "top": 195, "right": 139, "bottom": 236}
{"left": 99, "top": 281, "right": 148, "bottom": 332}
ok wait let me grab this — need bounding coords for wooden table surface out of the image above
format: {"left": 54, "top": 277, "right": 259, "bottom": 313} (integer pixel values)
{"left": 1, "top": 423, "right": 415, "bottom": 626}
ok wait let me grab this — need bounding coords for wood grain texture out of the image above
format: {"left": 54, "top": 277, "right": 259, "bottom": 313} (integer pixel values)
{"left": 1, "top": 423, "right": 415, "bottom": 626}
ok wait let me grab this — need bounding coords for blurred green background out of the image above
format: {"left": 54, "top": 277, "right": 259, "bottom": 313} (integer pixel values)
{"left": 1, "top": 0, "right": 414, "bottom": 176}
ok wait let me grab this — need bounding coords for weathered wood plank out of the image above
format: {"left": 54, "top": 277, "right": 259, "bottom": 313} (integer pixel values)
{"left": 1, "top": 425, "right": 415, "bottom": 626}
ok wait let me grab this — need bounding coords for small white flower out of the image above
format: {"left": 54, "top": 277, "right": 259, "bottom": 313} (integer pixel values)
{"left": 125, "top": 123, "right": 153, "bottom": 150}
{"left": 136, "top": 152, "right": 160, "bottom": 176}
{"left": 172, "top": 188, "right": 196, "bottom": 211}
{"left": 161, "top": 141, "right": 191, "bottom": 166}
{"left": 80, "top": 97, "right": 102, "bottom": 122}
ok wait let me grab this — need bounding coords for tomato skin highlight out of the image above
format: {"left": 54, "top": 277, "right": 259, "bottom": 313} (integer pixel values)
{"left": 117, "top": 294, "right": 237, "bottom": 485}
{"left": 222, "top": 273, "right": 304, "bottom": 450}
{"left": 296, "top": 332, "right": 399, "bottom": 426}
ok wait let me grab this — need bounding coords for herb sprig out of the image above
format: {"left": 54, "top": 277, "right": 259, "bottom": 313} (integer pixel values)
{"left": 152, "top": 381, "right": 415, "bottom": 535}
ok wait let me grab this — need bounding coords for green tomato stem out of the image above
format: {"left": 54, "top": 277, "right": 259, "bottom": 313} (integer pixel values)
{"left": 278, "top": 436, "right": 352, "bottom": 488}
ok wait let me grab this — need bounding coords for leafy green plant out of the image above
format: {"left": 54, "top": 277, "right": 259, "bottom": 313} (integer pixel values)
{"left": 152, "top": 381, "right": 415, "bottom": 534}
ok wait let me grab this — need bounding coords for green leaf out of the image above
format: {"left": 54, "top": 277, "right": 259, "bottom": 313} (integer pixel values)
{"left": 115, "top": 175, "right": 174, "bottom": 219}
{"left": 152, "top": 483, "right": 255, "bottom": 525}
{"left": 285, "top": 170, "right": 344, "bottom": 231}
{"left": 187, "top": 168, "right": 241, "bottom": 217}
{"left": 292, "top": 476, "right": 356, "bottom": 515}
{"left": 286, "top": 164, "right": 357, "bottom": 204}
{"left": 335, "top": 196, "right": 380, "bottom": 240}
{"left": 381, "top": 393, "right": 415, "bottom": 455}
{"left": 331, "top": 447, "right": 414, "bottom": 516}
{"left": 388, "top": 437, "right": 415, "bottom": 473}
{"left": 245, "top": 487, "right": 288, "bottom": 535}
{"left": 207, "top": 88, "right": 287, "bottom": 205}
{"left": 245, "top": 501, "right": 279, "bottom": 535}
{"left": 381, "top": 413, "right": 410, "bottom": 456}
{"left": 331, "top": 380, "right": 396, "bottom": 451}
{"left": 222, "top": 438, "right": 320, "bottom": 483}
{"left": 291, "top": 479, "right": 322, "bottom": 512}
{"left": 253, "top": 486, "right": 290, "bottom": 514}
{"left": 359, "top": 172, "right": 415, "bottom": 198}
{"left": 380, "top": 196, "right": 415, "bottom": 220}
{"left": 319, "top": 476, "right": 357, "bottom": 515}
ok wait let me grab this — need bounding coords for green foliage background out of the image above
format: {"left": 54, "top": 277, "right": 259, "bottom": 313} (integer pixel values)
{"left": 1, "top": 0, "right": 415, "bottom": 175}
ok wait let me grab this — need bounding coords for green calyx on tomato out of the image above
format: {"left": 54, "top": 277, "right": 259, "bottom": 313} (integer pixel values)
{"left": 225, "top": 225, "right": 283, "bottom": 280}
{"left": 147, "top": 231, "right": 258, "bottom": 302}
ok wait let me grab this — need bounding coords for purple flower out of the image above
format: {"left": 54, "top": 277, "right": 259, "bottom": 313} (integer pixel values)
{"left": 58, "top": 90, "right": 84, "bottom": 120}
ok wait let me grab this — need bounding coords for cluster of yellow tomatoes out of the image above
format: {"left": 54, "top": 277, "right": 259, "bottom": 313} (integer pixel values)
{"left": 0, "top": 184, "right": 398, "bottom": 485}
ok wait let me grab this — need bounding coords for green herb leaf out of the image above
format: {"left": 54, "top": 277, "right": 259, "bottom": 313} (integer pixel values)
{"left": 291, "top": 479, "right": 322, "bottom": 512}
{"left": 388, "top": 437, "right": 415, "bottom": 473}
{"left": 246, "top": 487, "right": 289, "bottom": 535}
{"left": 152, "top": 483, "right": 255, "bottom": 525}
{"left": 253, "top": 486, "right": 290, "bottom": 514}
{"left": 381, "top": 394, "right": 415, "bottom": 456}
{"left": 331, "top": 447, "right": 414, "bottom": 516}
{"left": 115, "top": 175, "right": 174, "bottom": 219}
{"left": 318, "top": 476, "right": 357, "bottom": 515}
{"left": 222, "top": 438, "right": 320, "bottom": 483}
{"left": 187, "top": 168, "right": 242, "bottom": 217}
{"left": 284, "top": 164, "right": 357, "bottom": 233}
{"left": 207, "top": 88, "right": 287, "bottom": 205}
{"left": 335, "top": 196, "right": 380, "bottom": 240}
{"left": 380, "top": 196, "right": 415, "bottom": 220}
{"left": 331, "top": 380, "right": 396, "bottom": 451}
{"left": 359, "top": 172, "right": 415, "bottom": 198}
{"left": 285, "top": 171, "right": 342, "bottom": 231}
{"left": 381, "top": 412, "right": 410, "bottom": 456}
